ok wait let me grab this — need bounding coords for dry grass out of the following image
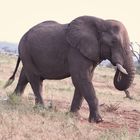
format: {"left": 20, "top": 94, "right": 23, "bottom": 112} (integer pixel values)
{"left": 0, "top": 53, "right": 140, "bottom": 140}
{"left": 101, "top": 103, "right": 120, "bottom": 112}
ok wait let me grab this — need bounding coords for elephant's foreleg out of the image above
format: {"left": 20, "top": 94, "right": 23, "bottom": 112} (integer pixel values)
{"left": 70, "top": 88, "right": 83, "bottom": 112}
{"left": 14, "top": 68, "right": 28, "bottom": 95}
{"left": 72, "top": 77, "right": 102, "bottom": 123}
{"left": 68, "top": 48, "right": 102, "bottom": 123}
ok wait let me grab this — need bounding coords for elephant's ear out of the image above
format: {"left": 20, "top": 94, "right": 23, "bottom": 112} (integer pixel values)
{"left": 66, "top": 16, "right": 105, "bottom": 61}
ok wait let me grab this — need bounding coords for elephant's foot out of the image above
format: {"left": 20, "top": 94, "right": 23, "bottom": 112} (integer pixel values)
{"left": 35, "top": 97, "right": 44, "bottom": 105}
{"left": 33, "top": 103, "right": 46, "bottom": 110}
{"left": 33, "top": 100, "right": 45, "bottom": 110}
{"left": 13, "top": 91, "right": 22, "bottom": 96}
{"left": 70, "top": 110, "right": 81, "bottom": 117}
{"left": 89, "top": 112, "right": 103, "bottom": 123}
{"left": 70, "top": 106, "right": 80, "bottom": 113}
{"left": 8, "top": 93, "right": 22, "bottom": 104}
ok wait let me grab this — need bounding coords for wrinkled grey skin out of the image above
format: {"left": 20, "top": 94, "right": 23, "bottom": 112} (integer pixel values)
{"left": 6, "top": 16, "right": 135, "bottom": 123}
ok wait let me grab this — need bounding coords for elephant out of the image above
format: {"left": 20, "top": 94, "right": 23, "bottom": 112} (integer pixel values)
{"left": 5, "top": 16, "right": 135, "bottom": 123}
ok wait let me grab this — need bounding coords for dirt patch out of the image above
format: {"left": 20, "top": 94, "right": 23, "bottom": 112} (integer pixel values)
{"left": 44, "top": 99, "right": 140, "bottom": 132}
{"left": 117, "top": 110, "right": 140, "bottom": 131}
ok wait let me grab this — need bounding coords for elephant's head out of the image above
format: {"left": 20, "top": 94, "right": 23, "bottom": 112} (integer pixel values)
{"left": 102, "top": 20, "right": 135, "bottom": 90}
{"left": 66, "top": 16, "right": 135, "bottom": 91}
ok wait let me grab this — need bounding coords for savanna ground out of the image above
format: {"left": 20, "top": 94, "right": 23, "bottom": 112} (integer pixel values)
{"left": 0, "top": 53, "right": 140, "bottom": 140}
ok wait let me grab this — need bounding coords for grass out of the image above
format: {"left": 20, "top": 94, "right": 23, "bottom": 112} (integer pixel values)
{"left": 98, "top": 128, "right": 140, "bottom": 140}
{"left": 102, "top": 103, "right": 120, "bottom": 112}
{"left": 0, "top": 53, "right": 140, "bottom": 140}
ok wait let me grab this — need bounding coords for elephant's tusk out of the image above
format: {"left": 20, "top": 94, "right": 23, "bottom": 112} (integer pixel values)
{"left": 116, "top": 64, "right": 128, "bottom": 75}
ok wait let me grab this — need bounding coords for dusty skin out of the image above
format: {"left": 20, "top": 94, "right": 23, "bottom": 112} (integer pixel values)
{"left": 0, "top": 54, "right": 140, "bottom": 140}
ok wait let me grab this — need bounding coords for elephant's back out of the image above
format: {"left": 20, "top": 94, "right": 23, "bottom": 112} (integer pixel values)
{"left": 19, "top": 21, "right": 69, "bottom": 54}
{"left": 24, "top": 21, "right": 68, "bottom": 44}
{"left": 18, "top": 21, "right": 70, "bottom": 79}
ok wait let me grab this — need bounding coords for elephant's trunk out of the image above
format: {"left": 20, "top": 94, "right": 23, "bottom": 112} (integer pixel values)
{"left": 113, "top": 51, "right": 135, "bottom": 91}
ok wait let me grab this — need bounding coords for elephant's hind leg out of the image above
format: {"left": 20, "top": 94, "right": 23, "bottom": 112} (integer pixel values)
{"left": 27, "top": 74, "right": 44, "bottom": 105}
{"left": 14, "top": 68, "right": 28, "bottom": 95}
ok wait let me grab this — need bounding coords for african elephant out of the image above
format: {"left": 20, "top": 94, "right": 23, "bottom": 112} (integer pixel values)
{"left": 5, "top": 16, "right": 135, "bottom": 123}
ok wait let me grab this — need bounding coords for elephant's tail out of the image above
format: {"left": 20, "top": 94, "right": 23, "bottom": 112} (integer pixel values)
{"left": 4, "top": 56, "right": 20, "bottom": 88}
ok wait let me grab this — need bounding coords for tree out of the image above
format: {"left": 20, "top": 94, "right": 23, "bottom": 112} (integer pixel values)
{"left": 130, "top": 42, "right": 140, "bottom": 63}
